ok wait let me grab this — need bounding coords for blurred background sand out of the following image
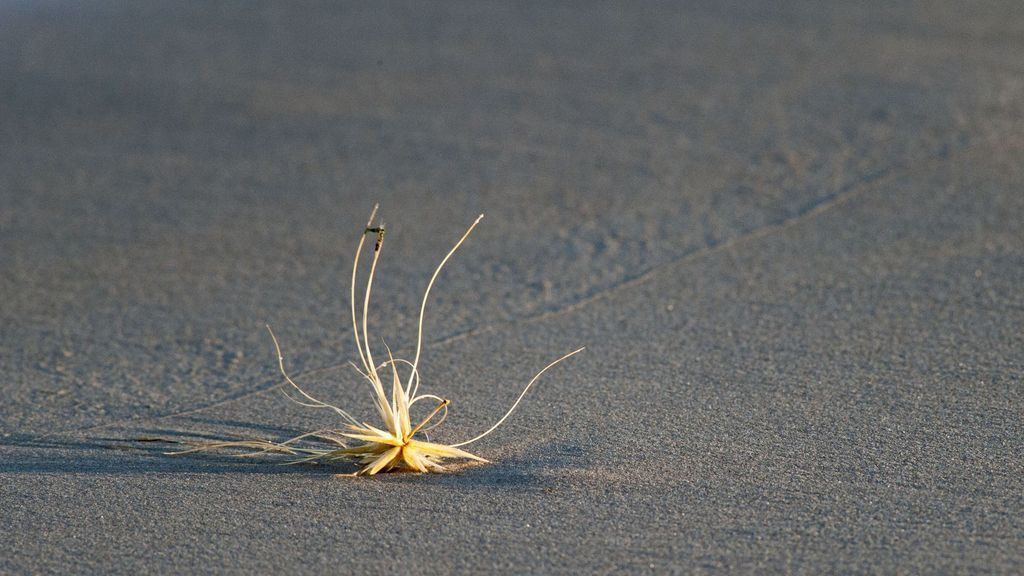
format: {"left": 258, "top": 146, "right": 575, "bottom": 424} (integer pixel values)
{"left": 1, "top": 1, "right": 1021, "bottom": 573}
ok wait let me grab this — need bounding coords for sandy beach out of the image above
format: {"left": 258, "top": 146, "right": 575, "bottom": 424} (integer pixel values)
{"left": 1, "top": 1, "right": 1022, "bottom": 573}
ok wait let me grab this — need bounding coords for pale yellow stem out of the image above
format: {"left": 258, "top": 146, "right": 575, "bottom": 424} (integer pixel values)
{"left": 451, "top": 347, "right": 585, "bottom": 448}
{"left": 408, "top": 398, "right": 450, "bottom": 439}
{"left": 362, "top": 225, "right": 387, "bottom": 410}
{"left": 408, "top": 214, "right": 484, "bottom": 398}
{"left": 350, "top": 204, "right": 379, "bottom": 376}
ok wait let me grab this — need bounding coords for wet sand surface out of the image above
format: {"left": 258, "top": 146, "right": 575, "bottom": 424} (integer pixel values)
{"left": 1, "top": 1, "right": 1022, "bottom": 573}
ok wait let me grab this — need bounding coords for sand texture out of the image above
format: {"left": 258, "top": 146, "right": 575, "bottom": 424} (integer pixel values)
{"left": 1, "top": 1, "right": 1022, "bottom": 573}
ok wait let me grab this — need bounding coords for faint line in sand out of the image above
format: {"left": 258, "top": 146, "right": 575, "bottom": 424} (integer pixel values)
{"left": 31, "top": 141, "right": 968, "bottom": 442}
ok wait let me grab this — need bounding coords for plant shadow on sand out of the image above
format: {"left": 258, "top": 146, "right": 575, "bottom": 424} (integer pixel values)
{"left": 0, "top": 431, "right": 337, "bottom": 476}
{"left": 0, "top": 431, "right": 585, "bottom": 489}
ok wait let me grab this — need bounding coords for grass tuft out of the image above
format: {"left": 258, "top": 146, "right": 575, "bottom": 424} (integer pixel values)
{"left": 165, "top": 206, "right": 583, "bottom": 475}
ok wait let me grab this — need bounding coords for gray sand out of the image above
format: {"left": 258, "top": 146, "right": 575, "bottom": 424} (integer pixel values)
{"left": 1, "top": 1, "right": 1022, "bottom": 573}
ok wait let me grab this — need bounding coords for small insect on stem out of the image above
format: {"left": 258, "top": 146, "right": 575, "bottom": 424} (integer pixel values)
{"left": 166, "top": 205, "right": 584, "bottom": 475}
{"left": 365, "top": 226, "right": 385, "bottom": 251}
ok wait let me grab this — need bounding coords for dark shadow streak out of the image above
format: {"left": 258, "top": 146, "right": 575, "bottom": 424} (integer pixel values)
{"left": 0, "top": 435, "right": 349, "bottom": 476}
{"left": 350, "top": 455, "right": 556, "bottom": 491}
{"left": 1, "top": 436, "right": 587, "bottom": 487}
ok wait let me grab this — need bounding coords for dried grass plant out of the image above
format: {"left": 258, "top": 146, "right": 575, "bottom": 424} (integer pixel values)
{"left": 170, "top": 206, "right": 583, "bottom": 475}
